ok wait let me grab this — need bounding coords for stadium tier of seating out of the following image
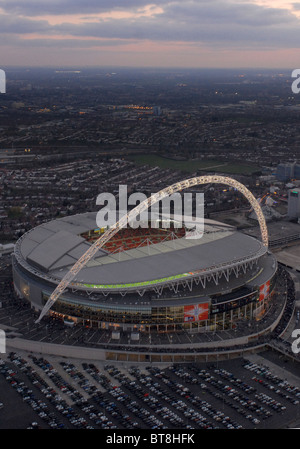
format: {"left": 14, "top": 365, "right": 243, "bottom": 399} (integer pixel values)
{"left": 82, "top": 225, "right": 186, "bottom": 253}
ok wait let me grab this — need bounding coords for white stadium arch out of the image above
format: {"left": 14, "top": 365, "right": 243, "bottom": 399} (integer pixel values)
{"left": 36, "top": 175, "right": 268, "bottom": 323}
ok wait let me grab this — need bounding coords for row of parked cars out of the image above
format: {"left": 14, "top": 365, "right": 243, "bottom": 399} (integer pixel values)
{"left": 1, "top": 351, "right": 299, "bottom": 429}
{"left": 190, "top": 365, "right": 275, "bottom": 422}
{"left": 146, "top": 365, "right": 244, "bottom": 429}
{"left": 62, "top": 361, "right": 169, "bottom": 429}
{"left": 105, "top": 365, "right": 214, "bottom": 429}
{"left": 60, "top": 361, "right": 139, "bottom": 429}
{"left": 106, "top": 364, "right": 245, "bottom": 429}
{"left": 242, "top": 361, "right": 300, "bottom": 405}
{"left": 0, "top": 355, "right": 67, "bottom": 429}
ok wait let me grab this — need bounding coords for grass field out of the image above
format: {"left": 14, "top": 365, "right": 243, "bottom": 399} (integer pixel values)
{"left": 128, "top": 154, "right": 260, "bottom": 175}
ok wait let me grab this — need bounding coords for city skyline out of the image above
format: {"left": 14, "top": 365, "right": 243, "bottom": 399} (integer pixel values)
{"left": 0, "top": 0, "right": 300, "bottom": 68}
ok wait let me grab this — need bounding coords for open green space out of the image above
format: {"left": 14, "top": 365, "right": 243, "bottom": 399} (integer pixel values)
{"left": 128, "top": 154, "right": 260, "bottom": 175}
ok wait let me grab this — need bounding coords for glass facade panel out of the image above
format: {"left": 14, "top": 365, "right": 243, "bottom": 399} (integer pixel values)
{"left": 41, "top": 273, "right": 277, "bottom": 331}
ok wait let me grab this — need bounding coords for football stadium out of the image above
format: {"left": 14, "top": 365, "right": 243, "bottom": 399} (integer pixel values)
{"left": 10, "top": 175, "right": 296, "bottom": 363}
{"left": 12, "top": 209, "right": 277, "bottom": 335}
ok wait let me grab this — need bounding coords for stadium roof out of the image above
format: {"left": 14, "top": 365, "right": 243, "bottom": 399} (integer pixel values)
{"left": 17, "top": 212, "right": 266, "bottom": 289}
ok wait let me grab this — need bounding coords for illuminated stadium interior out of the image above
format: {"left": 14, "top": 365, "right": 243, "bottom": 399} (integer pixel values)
{"left": 81, "top": 223, "right": 186, "bottom": 254}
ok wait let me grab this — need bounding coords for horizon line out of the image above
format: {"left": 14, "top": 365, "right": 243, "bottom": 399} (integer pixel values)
{"left": 1, "top": 65, "right": 297, "bottom": 71}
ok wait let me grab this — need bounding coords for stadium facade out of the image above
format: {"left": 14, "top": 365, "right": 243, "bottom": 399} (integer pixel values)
{"left": 12, "top": 211, "right": 277, "bottom": 334}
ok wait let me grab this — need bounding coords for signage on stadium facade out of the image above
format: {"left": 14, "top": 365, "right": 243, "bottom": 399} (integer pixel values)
{"left": 183, "top": 303, "right": 209, "bottom": 322}
{"left": 259, "top": 281, "right": 270, "bottom": 302}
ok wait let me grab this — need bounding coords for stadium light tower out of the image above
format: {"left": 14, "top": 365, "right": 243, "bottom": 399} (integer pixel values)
{"left": 36, "top": 175, "right": 268, "bottom": 323}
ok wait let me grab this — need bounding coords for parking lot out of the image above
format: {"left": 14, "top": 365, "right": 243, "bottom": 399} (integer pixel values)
{"left": 0, "top": 350, "right": 299, "bottom": 429}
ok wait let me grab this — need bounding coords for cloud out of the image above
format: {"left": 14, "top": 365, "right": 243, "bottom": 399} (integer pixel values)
{"left": 0, "top": 13, "right": 52, "bottom": 34}
{"left": 45, "top": 1, "right": 300, "bottom": 49}
{"left": 164, "top": 1, "right": 298, "bottom": 26}
{"left": 8, "top": 36, "right": 139, "bottom": 48}
{"left": 0, "top": 0, "right": 160, "bottom": 16}
{"left": 0, "top": 0, "right": 300, "bottom": 52}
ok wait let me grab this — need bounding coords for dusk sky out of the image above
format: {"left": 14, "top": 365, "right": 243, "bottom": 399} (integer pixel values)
{"left": 0, "top": 0, "right": 300, "bottom": 68}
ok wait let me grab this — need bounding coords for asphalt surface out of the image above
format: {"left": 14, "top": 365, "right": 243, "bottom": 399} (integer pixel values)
{"left": 0, "top": 350, "right": 300, "bottom": 429}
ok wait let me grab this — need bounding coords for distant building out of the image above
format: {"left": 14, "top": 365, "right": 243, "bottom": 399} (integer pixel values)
{"left": 0, "top": 243, "right": 15, "bottom": 257}
{"left": 276, "top": 162, "right": 295, "bottom": 182}
{"left": 294, "top": 164, "right": 300, "bottom": 180}
{"left": 276, "top": 162, "right": 300, "bottom": 182}
{"left": 153, "top": 106, "right": 161, "bottom": 116}
{"left": 288, "top": 188, "right": 300, "bottom": 219}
